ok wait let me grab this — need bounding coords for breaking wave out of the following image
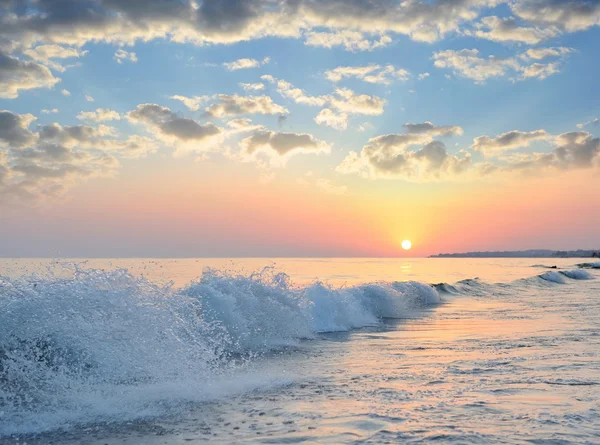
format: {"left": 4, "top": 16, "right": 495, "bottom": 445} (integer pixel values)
{"left": 0, "top": 266, "right": 439, "bottom": 436}
{"left": 0, "top": 263, "right": 594, "bottom": 437}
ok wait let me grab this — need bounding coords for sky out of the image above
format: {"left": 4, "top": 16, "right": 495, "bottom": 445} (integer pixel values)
{"left": 0, "top": 0, "right": 599, "bottom": 258}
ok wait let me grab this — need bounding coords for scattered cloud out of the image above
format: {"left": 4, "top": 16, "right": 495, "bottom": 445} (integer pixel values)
{"left": 472, "top": 129, "right": 553, "bottom": 156}
{"left": 470, "top": 16, "right": 558, "bottom": 44}
{"left": 239, "top": 82, "right": 265, "bottom": 92}
{"left": 85, "top": 95, "right": 95, "bottom": 102}
{"left": 77, "top": 108, "right": 121, "bottom": 122}
{"left": 41, "top": 108, "right": 59, "bottom": 114}
{"left": 114, "top": 49, "right": 138, "bottom": 64}
{"left": 205, "top": 94, "right": 288, "bottom": 118}
{"left": 404, "top": 122, "right": 464, "bottom": 137}
{"left": 314, "top": 108, "right": 348, "bottom": 130}
{"left": 61, "top": 89, "right": 71, "bottom": 96}
{"left": 240, "top": 130, "right": 330, "bottom": 166}
{"left": 127, "top": 103, "right": 222, "bottom": 154}
{"left": 337, "top": 132, "right": 471, "bottom": 181}
{"left": 433, "top": 48, "right": 570, "bottom": 83}
{"left": 520, "top": 47, "right": 574, "bottom": 61}
{"left": 23, "top": 44, "right": 88, "bottom": 72}
{"left": 304, "top": 31, "right": 391, "bottom": 52}
{"left": 169, "top": 95, "right": 211, "bottom": 112}
{"left": 512, "top": 0, "right": 600, "bottom": 33}
{"left": 325, "top": 64, "right": 409, "bottom": 85}
{"left": 577, "top": 118, "right": 599, "bottom": 129}
{"left": 223, "top": 57, "right": 269, "bottom": 71}
{"left": 418, "top": 72, "right": 430, "bottom": 81}
{"left": 0, "top": 51, "right": 61, "bottom": 99}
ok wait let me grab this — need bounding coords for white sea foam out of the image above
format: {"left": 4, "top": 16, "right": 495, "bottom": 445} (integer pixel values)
{"left": 0, "top": 266, "right": 440, "bottom": 436}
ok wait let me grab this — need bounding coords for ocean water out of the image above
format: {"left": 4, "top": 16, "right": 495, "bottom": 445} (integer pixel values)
{"left": 0, "top": 258, "right": 599, "bottom": 444}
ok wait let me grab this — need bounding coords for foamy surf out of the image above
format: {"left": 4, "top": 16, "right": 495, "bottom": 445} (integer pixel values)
{"left": 0, "top": 264, "right": 594, "bottom": 437}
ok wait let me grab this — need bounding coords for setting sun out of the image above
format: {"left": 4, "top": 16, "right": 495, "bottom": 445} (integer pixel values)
{"left": 401, "top": 240, "right": 412, "bottom": 250}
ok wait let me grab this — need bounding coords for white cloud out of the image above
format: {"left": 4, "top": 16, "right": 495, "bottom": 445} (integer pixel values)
{"left": 127, "top": 103, "right": 222, "bottom": 154}
{"left": 471, "top": 129, "right": 553, "bottom": 156}
{"left": 77, "top": 108, "right": 121, "bottom": 122}
{"left": 433, "top": 48, "right": 569, "bottom": 83}
{"left": 0, "top": 52, "right": 61, "bottom": 99}
{"left": 41, "top": 108, "right": 59, "bottom": 114}
{"left": 520, "top": 47, "right": 574, "bottom": 61}
{"left": 61, "top": 89, "right": 71, "bottom": 96}
{"left": 114, "top": 49, "right": 138, "bottom": 64}
{"left": 325, "top": 64, "right": 409, "bottom": 85}
{"left": 239, "top": 82, "right": 265, "bottom": 92}
{"left": 205, "top": 94, "right": 289, "bottom": 118}
{"left": 314, "top": 108, "right": 348, "bottom": 130}
{"left": 404, "top": 122, "right": 464, "bottom": 137}
{"left": 418, "top": 72, "right": 430, "bottom": 80}
{"left": 512, "top": 0, "right": 600, "bottom": 33}
{"left": 240, "top": 130, "right": 330, "bottom": 166}
{"left": 23, "top": 44, "right": 88, "bottom": 72}
{"left": 223, "top": 57, "right": 269, "bottom": 71}
{"left": 85, "top": 95, "right": 95, "bottom": 102}
{"left": 169, "top": 95, "right": 211, "bottom": 111}
{"left": 470, "top": 16, "right": 558, "bottom": 44}
{"left": 304, "top": 31, "right": 392, "bottom": 52}
{"left": 577, "top": 118, "right": 599, "bottom": 129}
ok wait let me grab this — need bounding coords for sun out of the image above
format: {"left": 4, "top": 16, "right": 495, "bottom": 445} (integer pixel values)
{"left": 401, "top": 240, "right": 412, "bottom": 250}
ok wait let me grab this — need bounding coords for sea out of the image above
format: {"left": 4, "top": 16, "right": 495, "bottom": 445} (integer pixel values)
{"left": 0, "top": 258, "right": 599, "bottom": 444}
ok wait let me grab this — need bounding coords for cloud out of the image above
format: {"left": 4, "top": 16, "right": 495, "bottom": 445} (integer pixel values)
{"left": 223, "top": 57, "right": 269, "bottom": 71}
{"left": 77, "top": 108, "right": 121, "bottom": 122}
{"left": 85, "top": 95, "right": 95, "bottom": 102}
{"left": 433, "top": 49, "right": 521, "bottom": 83}
{"left": 0, "top": 51, "right": 61, "bottom": 99}
{"left": 114, "top": 49, "right": 138, "bottom": 64}
{"left": 0, "top": 111, "right": 133, "bottom": 203}
{"left": 205, "top": 94, "right": 289, "bottom": 118}
{"left": 501, "top": 131, "right": 600, "bottom": 173}
{"left": 316, "top": 178, "right": 347, "bottom": 195}
{"left": 512, "top": 0, "right": 600, "bottom": 33}
{"left": 328, "top": 88, "right": 386, "bottom": 115}
{"left": 41, "top": 108, "right": 59, "bottom": 114}
{"left": 577, "top": 118, "right": 599, "bottom": 129}
{"left": 23, "top": 44, "right": 87, "bottom": 72}
{"left": 304, "top": 31, "right": 391, "bottom": 52}
{"left": 404, "top": 122, "right": 464, "bottom": 137}
{"left": 418, "top": 72, "right": 430, "bottom": 80}
{"left": 472, "top": 129, "right": 553, "bottom": 156}
{"left": 314, "top": 108, "right": 348, "bottom": 130}
{"left": 127, "top": 103, "right": 222, "bottom": 152}
{"left": 61, "top": 89, "right": 70, "bottom": 96}
{"left": 240, "top": 130, "right": 330, "bottom": 166}
{"left": 337, "top": 133, "right": 471, "bottom": 181}
{"left": 0, "top": 0, "right": 513, "bottom": 58}
{"left": 0, "top": 110, "right": 37, "bottom": 148}
{"left": 520, "top": 47, "right": 574, "bottom": 61}
{"left": 433, "top": 48, "right": 570, "bottom": 82}
{"left": 170, "top": 94, "right": 211, "bottom": 111}
{"left": 239, "top": 82, "right": 265, "bottom": 91}
{"left": 470, "top": 16, "right": 558, "bottom": 44}
{"left": 261, "top": 75, "right": 328, "bottom": 107}
{"left": 325, "top": 64, "right": 409, "bottom": 85}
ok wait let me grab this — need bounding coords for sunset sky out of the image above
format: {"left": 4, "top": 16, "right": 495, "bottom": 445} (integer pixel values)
{"left": 1, "top": 0, "right": 599, "bottom": 257}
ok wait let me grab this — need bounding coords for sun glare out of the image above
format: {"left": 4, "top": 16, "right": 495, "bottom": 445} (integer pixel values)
{"left": 401, "top": 240, "right": 412, "bottom": 250}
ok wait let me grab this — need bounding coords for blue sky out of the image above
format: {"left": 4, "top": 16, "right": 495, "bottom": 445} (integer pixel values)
{"left": 1, "top": 0, "right": 599, "bottom": 256}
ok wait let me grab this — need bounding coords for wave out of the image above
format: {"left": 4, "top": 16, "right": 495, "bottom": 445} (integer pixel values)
{"left": 0, "top": 266, "right": 439, "bottom": 436}
{"left": 577, "top": 262, "right": 600, "bottom": 269}
{"left": 538, "top": 270, "right": 593, "bottom": 283}
{"left": 0, "top": 264, "right": 594, "bottom": 436}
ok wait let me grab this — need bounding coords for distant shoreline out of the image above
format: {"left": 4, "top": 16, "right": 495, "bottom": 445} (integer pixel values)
{"left": 430, "top": 249, "right": 600, "bottom": 258}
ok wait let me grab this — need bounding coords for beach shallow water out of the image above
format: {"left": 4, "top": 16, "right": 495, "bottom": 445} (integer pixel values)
{"left": 1, "top": 258, "right": 598, "bottom": 444}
